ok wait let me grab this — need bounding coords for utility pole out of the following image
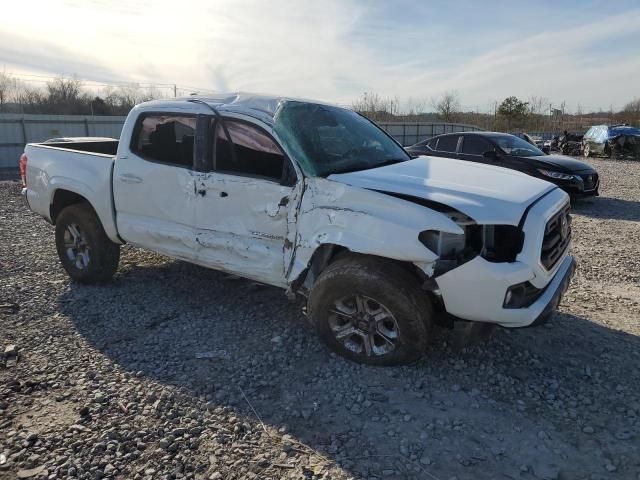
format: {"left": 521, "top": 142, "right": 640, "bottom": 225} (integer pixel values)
{"left": 174, "top": 84, "right": 177, "bottom": 98}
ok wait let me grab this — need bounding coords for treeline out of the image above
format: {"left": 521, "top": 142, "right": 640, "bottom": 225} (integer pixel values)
{"left": 353, "top": 92, "right": 640, "bottom": 132}
{"left": 1, "top": 73, "right": 638, "bottom": 133}
{"left": 0, "top": 74, "right": 167, "bottom": 116}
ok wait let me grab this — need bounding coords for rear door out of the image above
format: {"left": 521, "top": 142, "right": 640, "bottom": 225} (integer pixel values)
{"left": 433, "top": 135, "right": 461, "bottom": 157}
{"left": 194, "top": 118, "right": 301, "bottom": 287}
{"left": 113, "top": 113, "right": 200, "bottom": 261}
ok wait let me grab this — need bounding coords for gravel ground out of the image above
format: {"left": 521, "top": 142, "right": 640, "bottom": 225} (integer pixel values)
{"left": 1, "top": 157, "right": 639, "bottom": 480}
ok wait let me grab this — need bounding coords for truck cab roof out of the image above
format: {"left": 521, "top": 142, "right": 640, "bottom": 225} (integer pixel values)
{"left": 137, "top": 92, "right": 338, "bottom": 127}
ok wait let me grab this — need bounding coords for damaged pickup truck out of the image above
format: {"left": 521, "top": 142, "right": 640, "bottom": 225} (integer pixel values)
{"left": 21, "top": 94, "right": 576, "bottom": 365}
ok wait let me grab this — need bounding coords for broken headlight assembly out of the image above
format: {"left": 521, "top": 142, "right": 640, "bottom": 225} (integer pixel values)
{"left": 419, "top": 218, "right": 524, "bottom": 275}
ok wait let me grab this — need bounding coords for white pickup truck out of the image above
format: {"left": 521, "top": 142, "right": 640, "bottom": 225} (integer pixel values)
{"left": 21, "top": 93, "right": 575, "bottom": 365}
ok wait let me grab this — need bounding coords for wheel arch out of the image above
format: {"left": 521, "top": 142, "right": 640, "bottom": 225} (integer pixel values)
{"left": 50, "top": 189, "right": 92, "bottom": 224}
{"left": 290, "top": 242, "right": 429, "bottom": 296}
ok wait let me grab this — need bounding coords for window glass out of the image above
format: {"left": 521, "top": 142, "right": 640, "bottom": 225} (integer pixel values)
{"left": 215, "top": 121, "right": 285, "bottom": 181}
{"left": 461, "top": 136, "right": 493, "bottom": 155}
{"left": 436, "top": 135, "right": 459, "bottom": 153}
{"left": 133, "top": 115, "right": 196, "bottom": 167}
{"left": 427, "top": 138, "right": 438, "bottom": 150}
{"left": 273, "top": 102, "right": 409, "bottom": 176}
{"left": 489, "top": 135, "right": 545, "bottom": 156}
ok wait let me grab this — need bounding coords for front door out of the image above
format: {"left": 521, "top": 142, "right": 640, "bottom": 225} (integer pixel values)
{"left": 194, "top": 119, "right": 300, "bottom": 287}
{"left": 113, "top": 113, "right": 199, "bottom": 262}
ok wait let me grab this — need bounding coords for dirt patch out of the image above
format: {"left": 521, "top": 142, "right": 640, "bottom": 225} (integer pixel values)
{"left": 1, "top": 158, "right": 639, "bottom": 479}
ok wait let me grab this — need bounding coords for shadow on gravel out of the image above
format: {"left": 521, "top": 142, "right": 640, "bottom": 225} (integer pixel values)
{"left": 572, "top": 196, "right": 640, "bottom": 221}
{"left": 57, "top": 258, "right": 640, "bottom": 479}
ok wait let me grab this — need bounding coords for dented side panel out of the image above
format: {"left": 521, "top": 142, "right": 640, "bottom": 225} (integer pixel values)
{"left": 193, "top": 172, "right": 301, "bottom": 287}
{"left": 287, "top": 177, "right": 464, "bottom": 283}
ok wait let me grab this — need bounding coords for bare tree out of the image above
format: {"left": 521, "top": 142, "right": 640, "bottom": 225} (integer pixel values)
{"left": 401, "top": 96, "right": 429, "bottom": 119}
{"left": 621, "top": 97, "right": 640, "bottom": 126}
{"left": 352, "top": 92, "right": 400, "bottom": 121}
{"left": 14, "top": 85, "right": 46, "bottom": 113}
{"left": 623, "top": 98, "right": 640, "bottom": 114}
{"left": 527, "top": 96, "right": 549, "bottom": 116}
{"left": 46, "top": 76, "right": 81, "bottom": 103}
{"left": 0, "top": 71, "right": 19, "bottom": 112}
{"left": 431, "top": 91, "right": 461, "bottom": 122}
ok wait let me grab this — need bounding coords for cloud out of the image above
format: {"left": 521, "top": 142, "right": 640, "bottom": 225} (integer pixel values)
{"left": 0, "top": 30, "right": 121, "bottom": 82}
{"left": 2, "top": 0, "right": 639, "bottom": 111}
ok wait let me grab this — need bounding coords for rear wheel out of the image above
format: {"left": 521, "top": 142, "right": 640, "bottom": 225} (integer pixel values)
{"left": 307, "top": 255, "right": 432, "bottom": 365}
{"left": 55, "top": 203, "right": 120, "bottom": 284}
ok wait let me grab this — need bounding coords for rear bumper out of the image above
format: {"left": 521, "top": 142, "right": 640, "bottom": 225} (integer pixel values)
{"left": 21, "top": 187, "right": 30, "bottom": 209}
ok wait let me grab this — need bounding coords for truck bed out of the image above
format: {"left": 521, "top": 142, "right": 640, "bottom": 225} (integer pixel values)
{"left": 23, "top": 140, "right": 120, "bottom": 243}
{"left": 38, "top": 139, "right": 119, "bottom": 156}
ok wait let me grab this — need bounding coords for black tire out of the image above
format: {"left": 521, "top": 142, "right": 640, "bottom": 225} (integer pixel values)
{"left": 307, "top": 254, "right": 432, "bottom": 366}
{"left": 55, "top": 203, "right": 120, "bottom": 284}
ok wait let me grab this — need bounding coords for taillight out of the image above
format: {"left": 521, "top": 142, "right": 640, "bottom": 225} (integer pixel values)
{"left": 19, "top": 153, "right": 27, "bottom": 187}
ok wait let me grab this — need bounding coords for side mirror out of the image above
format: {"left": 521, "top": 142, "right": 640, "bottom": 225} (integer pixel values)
{"left": 483, "top": 150, "right": 498, "bottom": 159}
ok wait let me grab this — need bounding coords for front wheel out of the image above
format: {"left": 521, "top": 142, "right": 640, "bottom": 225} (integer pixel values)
{"left": 583, "top": 143, "right": 591, "bottom": 157}
{"left": 55, "top": 203, "right": 120, "bottom": 284}
{"left": 307, "top": 255, "right": 432, "bottom": 366}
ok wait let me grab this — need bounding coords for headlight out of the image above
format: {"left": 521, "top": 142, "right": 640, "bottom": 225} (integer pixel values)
{"left": 538, "top": 169, "right": 576, "bottom": 181}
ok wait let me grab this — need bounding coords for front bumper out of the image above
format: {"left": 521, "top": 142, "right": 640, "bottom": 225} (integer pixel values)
{"left": 526, "top": 256, "right": 576, "bottom": 327}
{"left": 433, "top": 187, "right": 575, "bottom": 328}
{"left": 555, "top": 173, "right": 599, "bottom": 196}
{"left": 435, "top": 254, "right": 575, "bottom": 328}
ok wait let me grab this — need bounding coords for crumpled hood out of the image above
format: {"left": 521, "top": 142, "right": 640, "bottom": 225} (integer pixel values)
{"left": 328, "top": 156, "right": 557, "bottom": 225}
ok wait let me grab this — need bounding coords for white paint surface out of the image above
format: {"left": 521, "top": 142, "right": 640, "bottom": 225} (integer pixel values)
{"left": 328, "top": 155, "right": 557, "bottom": 225}
{"left": 24, "top": 97, "right": 575, "bottom": 330}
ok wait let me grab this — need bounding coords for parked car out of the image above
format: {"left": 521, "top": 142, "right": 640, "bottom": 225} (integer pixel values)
{"left": 582, "top": 124, "right": 640, "bottom": 159}
{"left": 407, "top": 132, "right": 599, "bottom": 196}
{"left": 22, "top": 94, "right": 575, "bottom": 365}
{"left": 543, "top": 136, "right": 560, "bottom": 153}
{"left": 515, "top": 132, "right": 543, "bottom": 149}
{"left": 558, "top": 131, "right": 584, "bottom": 156}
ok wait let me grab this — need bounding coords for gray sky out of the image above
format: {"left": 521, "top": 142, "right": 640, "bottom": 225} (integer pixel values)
{"left": 2, "top": 0, "right": 640, "bottom": 112}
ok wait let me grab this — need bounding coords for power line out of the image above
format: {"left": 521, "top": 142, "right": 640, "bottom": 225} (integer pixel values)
{"left": 2, "top": 71, "right": 218, "bottom": 95}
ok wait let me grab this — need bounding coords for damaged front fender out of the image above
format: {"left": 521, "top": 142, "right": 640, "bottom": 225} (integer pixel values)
{"left": 287, "top": 177, "right": 464, "bottom": 283}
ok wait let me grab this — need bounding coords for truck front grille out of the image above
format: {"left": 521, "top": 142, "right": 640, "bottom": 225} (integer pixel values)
{"left": 541, "top": 204, "right": 571, "bottom": 270}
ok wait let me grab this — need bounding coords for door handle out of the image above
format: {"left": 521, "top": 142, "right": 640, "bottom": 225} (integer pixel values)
{"left": 219, "top": 191, "right": 228, "bottom": 198}
{"left": 119, "top": 173, "right": 143, "bottom": 184}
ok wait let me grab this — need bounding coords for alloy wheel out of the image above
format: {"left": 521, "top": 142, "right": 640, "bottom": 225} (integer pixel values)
{"left": 63, "top": 223, "right": 91, "bottom": 270}
{"left": 328, "top": 294, "right": 400, "bottom": 357}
